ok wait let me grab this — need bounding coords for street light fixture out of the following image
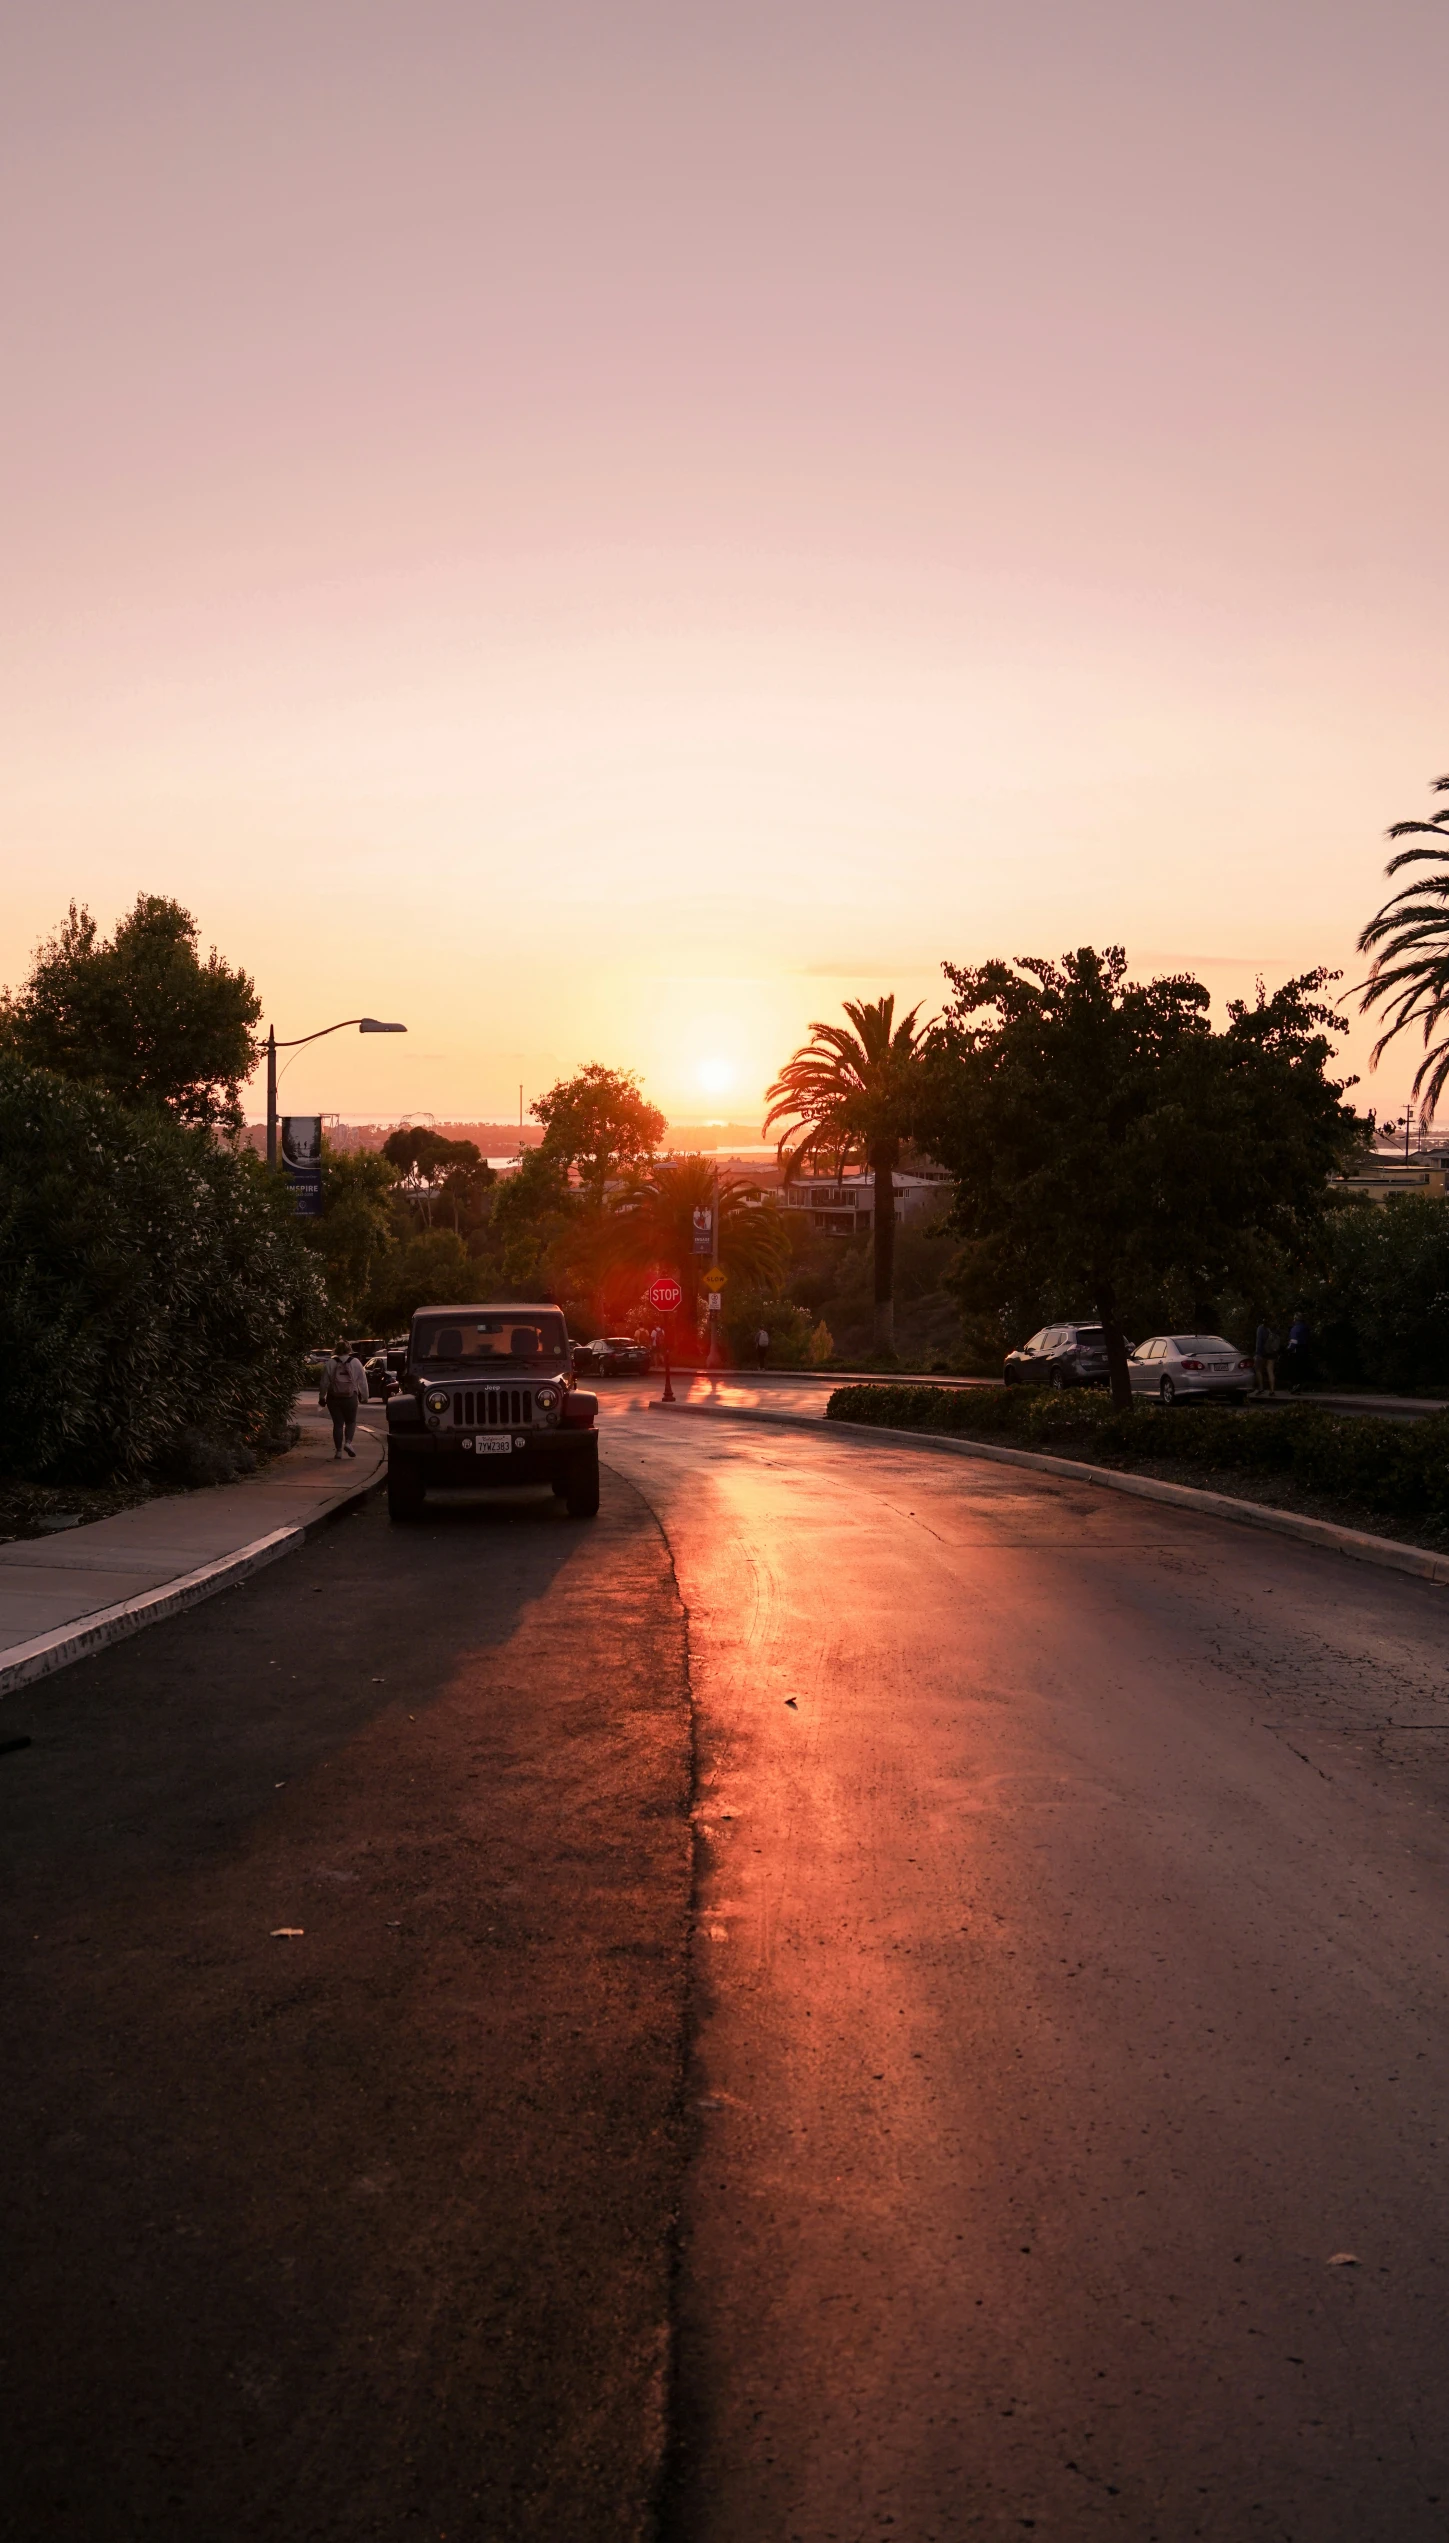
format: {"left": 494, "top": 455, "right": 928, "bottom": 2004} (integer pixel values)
{"left": 264, "top": 1017, "right": 407, "bottom": 1166}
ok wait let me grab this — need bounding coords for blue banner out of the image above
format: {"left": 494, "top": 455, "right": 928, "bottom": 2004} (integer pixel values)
{"left": 281, "top": 1116, "right": 323, "bottom": 1219}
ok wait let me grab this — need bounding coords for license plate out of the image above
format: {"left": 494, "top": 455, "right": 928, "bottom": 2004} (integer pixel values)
{"left": 470, "top": 1435, "right": 512, "bottom": 1455}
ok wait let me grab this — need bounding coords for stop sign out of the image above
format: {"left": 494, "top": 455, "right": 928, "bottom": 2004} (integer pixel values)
{"left": 647, "top": 1275, "right": 683, "bottom": 1313}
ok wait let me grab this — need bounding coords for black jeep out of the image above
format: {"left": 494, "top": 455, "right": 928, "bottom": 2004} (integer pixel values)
{"left": 385, "top": 1303, "right": 599, "bottom": 1522}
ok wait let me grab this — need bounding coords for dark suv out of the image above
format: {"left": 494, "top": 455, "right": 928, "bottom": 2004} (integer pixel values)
{"left": 1004, "top": 1322, "right": 1113, "bottom": 1390}
{"left": 385, "top": 1303, "right": 599, "bottom": 1520}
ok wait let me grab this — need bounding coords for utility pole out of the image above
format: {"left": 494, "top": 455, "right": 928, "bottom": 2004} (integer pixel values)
{"left": 706, "top": 1160, "right": 724, "bottom": 1370}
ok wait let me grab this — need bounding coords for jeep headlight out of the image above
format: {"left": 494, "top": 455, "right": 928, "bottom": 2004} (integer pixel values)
{"left": 425, "top": 1389, "right": 449, "bottom": 1416}
{"left": 536, "top": 1387, "right": 558, "bottom": 1411}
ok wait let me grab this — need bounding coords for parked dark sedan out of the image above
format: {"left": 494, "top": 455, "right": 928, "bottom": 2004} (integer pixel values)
{"left": 574, "top": 1335, "right": 653, "bottom": 1377}
{"left": 1003, "top": 1322, "right": 1115, "bottom": 1390}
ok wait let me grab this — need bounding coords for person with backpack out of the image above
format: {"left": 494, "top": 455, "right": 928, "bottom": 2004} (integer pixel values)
{"left": 319, "top": 1339, "right": 369, "bottom": 1457}
{"left": 1254, "top": 1317, "right": 1281, "bottom": 1398}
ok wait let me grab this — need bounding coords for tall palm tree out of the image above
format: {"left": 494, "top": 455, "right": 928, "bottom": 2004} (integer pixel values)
{"left": 764, "top": 995, "right": 926, "bottom": 1355}
{"left": 1357, "top": 775, "right": 1449, "bottom": 1114}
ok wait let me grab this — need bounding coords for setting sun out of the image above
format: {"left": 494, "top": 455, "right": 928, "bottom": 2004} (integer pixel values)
{"left": 695, "top": 1056, "right": 737, "bottom": 1098}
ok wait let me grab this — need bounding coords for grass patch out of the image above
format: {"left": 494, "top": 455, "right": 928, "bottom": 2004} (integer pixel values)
{"left": 826, "top": 1384, "right": 1449, "bottom": 1543}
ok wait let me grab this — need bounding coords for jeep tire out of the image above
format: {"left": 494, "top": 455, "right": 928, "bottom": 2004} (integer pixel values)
{"left": 387, "top": 1463, "right": 425, "bottom": 1523}
{"left": 565, "top": 1458, "right": 600, "bottom": 1519}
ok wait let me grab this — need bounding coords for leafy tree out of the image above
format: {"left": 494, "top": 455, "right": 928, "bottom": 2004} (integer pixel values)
{"left": 0, "top": 1054, "right": 321, "bottom": 1482}
{"left": 482, "top": 1146, "right": 579, "bottom": 1299}
{"left": 1302, "top": 1194, "right": 1449, "bottom": 1392}
{"left": 915, "top": 948, "right": 1361, "bottom": 1409}
{"left": 374, "top": 1228, "right": 475, "bottom": 1326}
{"left": 305, "top": 1146, "right": 402, "bottom": 1330}
{"left": 1356, "top": 773, "right": 1449, "bottom": 1112}
{"left": 437, "top": 1146, "right": 494, "bottom": 1240}
{"left": 764, "top": 995, "right": 926, "bottom": 1354}
{"left": 1, "top": 896, "right": 261, "bottom": 1132}
{"left": 531, "top": 1064, "right": 665, "bottom": 1206}
{"left": 380, "top": 1127, "right": 493, "bottom": 1232}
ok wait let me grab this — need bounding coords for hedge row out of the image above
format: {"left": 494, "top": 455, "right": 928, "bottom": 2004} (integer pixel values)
{"left": 826, "top": 1383, "right": 1449, "bottom": 1534}
{"left": 0, "top": 1058, "right": 325, "bottom": 1485}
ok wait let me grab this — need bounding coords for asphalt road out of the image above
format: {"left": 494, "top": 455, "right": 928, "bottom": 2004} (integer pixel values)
{"left": 2, "top": 1444, "right": 691, "bottom": 2542}
{"left": 603, "top": 1397, "right": 1449, "bottom": 2542}
{"left": 7, "top": 1395, "right": 1449, "bottom": 2541}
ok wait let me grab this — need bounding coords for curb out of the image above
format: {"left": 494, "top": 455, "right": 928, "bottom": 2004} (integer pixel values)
{"left": 650, "top": 1401, "right": 1449, "bottom": 1589}
{"left": 0, "top": 1465, "right": 384, "bottom": 1699}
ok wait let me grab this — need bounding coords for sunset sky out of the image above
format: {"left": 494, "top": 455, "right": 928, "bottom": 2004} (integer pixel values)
{"left": 3, "top": 1, "right": 1446, "bottom": 1130}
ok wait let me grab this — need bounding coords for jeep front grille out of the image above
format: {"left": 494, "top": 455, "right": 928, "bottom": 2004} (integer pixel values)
{"left": 452, "top": 1386, "right": 538, "bottom": 1428}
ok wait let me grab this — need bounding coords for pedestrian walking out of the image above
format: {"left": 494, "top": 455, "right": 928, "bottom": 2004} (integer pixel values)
{"left": 1254, "top": 1318, "right": 1281, "bottom": 1397}
{"left": 1284, "top": 1308, "right": 1311, "bottom": 1392}
{"left": 756, "top": 1325, "right": 770, "bottom": 1369}
{"left": 320, "top": 1339, "right": 369, "bottom": 1457}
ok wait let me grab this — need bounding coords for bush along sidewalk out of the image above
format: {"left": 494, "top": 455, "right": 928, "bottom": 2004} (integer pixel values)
{"left": 826, "top": 1383, "right": 1449, "bottom": 1542}
{"left": 0, "top": 1056, "right": 323, "bottom": 1490}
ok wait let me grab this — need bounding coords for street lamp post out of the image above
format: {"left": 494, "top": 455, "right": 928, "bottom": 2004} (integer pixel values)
{"left": 263, "top": 1017, "right": 407, "bottom": 1167}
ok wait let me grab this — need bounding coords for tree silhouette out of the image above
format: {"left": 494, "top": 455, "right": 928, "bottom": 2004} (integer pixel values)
{"left": 764, "top": 996, "right": 926, "bottom": 1353}
{"left": 2, "top": 895, "right": 260, "bottom": 1133}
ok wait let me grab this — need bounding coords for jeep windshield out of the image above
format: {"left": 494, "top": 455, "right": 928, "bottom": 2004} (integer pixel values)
{"left": 411, "top": 1313, "right": 568, "bottom": 1366}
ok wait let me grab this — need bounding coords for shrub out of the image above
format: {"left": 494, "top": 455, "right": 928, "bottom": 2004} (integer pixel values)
{"left": 826, "top": 1382, "right": 1449, "bottom": 1535}
{"left": 1307, "top": 1196, "right": 1449, "bottom": 1391}
{"left": 725, "top": 1294, "right": 815, "bottom": 1366}
{"left": 0, "top": 1058, "right": 323, "bottom": 1483}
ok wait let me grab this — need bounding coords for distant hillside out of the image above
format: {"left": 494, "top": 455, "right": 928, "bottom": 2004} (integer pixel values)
{"left": 244, "top": 1117, "right": 770, "bottom": 1159}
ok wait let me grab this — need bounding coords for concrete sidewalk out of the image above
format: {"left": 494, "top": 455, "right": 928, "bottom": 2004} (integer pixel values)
{"left": 0, "top": 1403, "right": 386, "bottom": 1696}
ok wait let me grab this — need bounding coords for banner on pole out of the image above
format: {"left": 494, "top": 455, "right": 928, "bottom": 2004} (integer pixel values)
{"left": 280, "top": 1116, "right": 323, "bottom": 1218}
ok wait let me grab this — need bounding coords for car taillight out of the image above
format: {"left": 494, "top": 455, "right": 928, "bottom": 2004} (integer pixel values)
{"left": 1179, "top": 1359, "right": 1204, "bottom": 1371}
{"left": 1237, "top": 1358, "right": 1253, "bottom": 1370}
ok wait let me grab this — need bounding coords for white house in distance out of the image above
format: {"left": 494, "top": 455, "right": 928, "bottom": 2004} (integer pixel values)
{"left": 705, "top": 1147, "right": 951, "bottom": 1233}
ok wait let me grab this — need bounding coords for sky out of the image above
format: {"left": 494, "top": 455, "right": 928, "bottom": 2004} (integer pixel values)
{"left": 2, "top": 0, "right": 1446, "bottom": 1131}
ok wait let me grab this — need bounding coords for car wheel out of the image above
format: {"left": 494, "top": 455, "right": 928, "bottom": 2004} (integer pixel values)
{"left": 387, "top": 1465, "right": 424, "bottom": 1522}
{"left": 1159, "top": 1376, "right": 1176, "bottom": 1406}
{"left": 1051, "top": 1368, "right": 1069, "bottom": 1391}
{"left": 565, "top": 1466, "right": 600, "bottom": 1519}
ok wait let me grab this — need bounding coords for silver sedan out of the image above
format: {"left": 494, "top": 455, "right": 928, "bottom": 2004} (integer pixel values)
{"left": 1129, "top": 1334, "right": 1256, "bottom": 1404}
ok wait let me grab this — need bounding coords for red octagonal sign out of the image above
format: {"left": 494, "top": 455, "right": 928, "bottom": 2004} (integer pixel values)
{"left": 647, "top": 1275, "right": 683, "bottom": 1313}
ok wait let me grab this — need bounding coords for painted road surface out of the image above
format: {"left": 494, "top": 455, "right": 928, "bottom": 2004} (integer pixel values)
{"left": 606, "top": 1402, "right": 1449, "bottom": 2541}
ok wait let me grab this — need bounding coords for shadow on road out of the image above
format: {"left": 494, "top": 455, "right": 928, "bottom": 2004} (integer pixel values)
{"left": 1, "top": 1466, "right": 691, "bottom": 2543}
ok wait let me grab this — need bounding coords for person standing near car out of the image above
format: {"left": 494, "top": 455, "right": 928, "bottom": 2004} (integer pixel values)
{"left": 1284, "top": 1309, "right": 1311, "bottom": 1392}
{"left": 1254, "top": 1317, "right": 1281, "bottom": 1398}
{"left": 320, "top": 1339, "right": 369, "bottom": 1458}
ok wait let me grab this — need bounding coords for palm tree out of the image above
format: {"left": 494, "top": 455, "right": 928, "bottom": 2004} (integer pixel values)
{"left": 764, "top": 995, "right": 926, "bottom": 1355}
{"left": 600, "top": 1153, "right": 789, "bottom": 1333}
{"left": 1357, "top": 775, "right": 1449, "bottom": 1114}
